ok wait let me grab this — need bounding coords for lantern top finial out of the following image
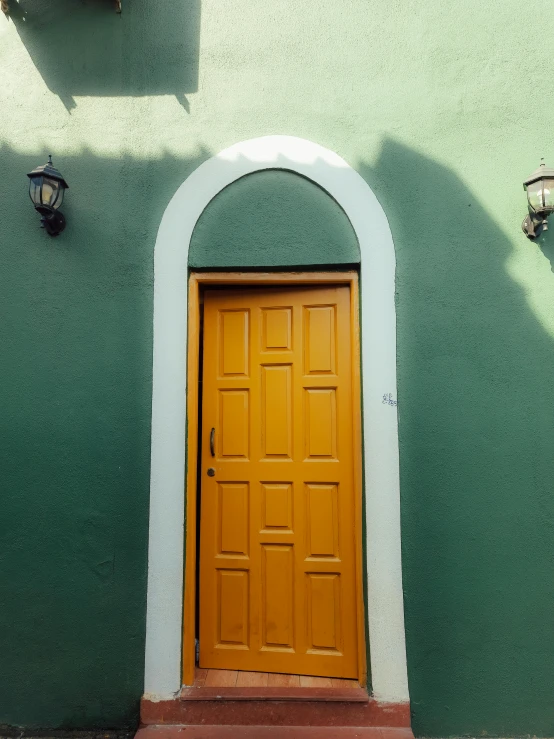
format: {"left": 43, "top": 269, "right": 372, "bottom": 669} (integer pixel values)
{"left": 523, "top": 159, "right": 554, "bottom": 189}
{"left": 26, "top": 155, "right": 69, "bottom": 190}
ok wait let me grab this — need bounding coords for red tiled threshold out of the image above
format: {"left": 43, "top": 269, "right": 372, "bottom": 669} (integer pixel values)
{"left": 140, "top": 668, "right": 413, "bottom": 736}
{"left": 141, "top": 695, "right": 411, "bottom": 729}
{"left": 136, "top": 726, "right": 414, "bottom": 739}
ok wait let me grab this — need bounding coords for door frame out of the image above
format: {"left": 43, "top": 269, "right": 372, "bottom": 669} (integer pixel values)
{"left": 184, "top": 271, "right": 365, "bottom": 686}
{"left": 145, "top": 136, "right": 409, "bottom": 705}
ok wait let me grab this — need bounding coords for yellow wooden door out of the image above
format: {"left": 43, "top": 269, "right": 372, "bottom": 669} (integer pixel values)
{"left": 199, "top": 285, "right": 359, "bottom": 678}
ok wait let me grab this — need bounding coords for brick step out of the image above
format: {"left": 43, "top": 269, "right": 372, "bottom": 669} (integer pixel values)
{"left": 136, "top": 725, "right": 414, "bottom": 739}
{"left": 141, "top": 697, "right": 411, "bottom": 728}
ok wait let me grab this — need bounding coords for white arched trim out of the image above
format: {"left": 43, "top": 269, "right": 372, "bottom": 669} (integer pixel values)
{"left": 144, "top": 136, "right": 409, "bottom": 703}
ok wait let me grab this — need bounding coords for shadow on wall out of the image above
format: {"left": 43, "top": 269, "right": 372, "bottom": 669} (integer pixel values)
{"left": 359, "top": 140, "right": 554, "bottom": 737}
{"left": 536, "top": 228, "right": 554, "bottom": 272}
{"left": 7, "top": 0, "right": 200, "bottom": 110}
{"left": 3, "top": 137, "right": 554, "bottom": 736}
{"left": 0, "top": 142, "right": 210, "bottom": 730}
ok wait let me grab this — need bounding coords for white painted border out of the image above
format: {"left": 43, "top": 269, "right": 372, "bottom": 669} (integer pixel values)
{"left": 144, "top": 136, "right": 409, "bottom": 703}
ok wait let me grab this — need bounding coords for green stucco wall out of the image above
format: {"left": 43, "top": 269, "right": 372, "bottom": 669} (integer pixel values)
{"left": 189, "top": 170, "right": 359, "bottom": 268}
{"left": 2, "top": 0, "right": 554, "bottom": 734}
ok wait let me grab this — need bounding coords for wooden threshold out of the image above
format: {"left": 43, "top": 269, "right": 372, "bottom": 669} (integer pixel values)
{"left": 180, "top": 686, "right": 369, "bottom": 702}
{"left": 180, "top": 668, "right": 368, "bottom": 702}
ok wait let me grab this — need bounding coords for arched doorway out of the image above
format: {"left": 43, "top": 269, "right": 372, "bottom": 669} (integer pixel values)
{"left": 144, "top": 136, "right": 408, "bottom": 705}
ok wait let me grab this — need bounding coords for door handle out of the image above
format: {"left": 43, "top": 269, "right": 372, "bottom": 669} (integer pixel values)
{"left": 209, "top": 427, "right": 215, "bottom": 457}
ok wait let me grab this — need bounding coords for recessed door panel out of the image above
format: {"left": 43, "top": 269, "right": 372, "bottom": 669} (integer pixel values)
{"left": 305, "top": 388, "right": 337, "bottom": 459}
{"left": 304, "top": 305, "right": 336, "bottom": 374}
{"left": 262, "top": 365, "right": 292, "bottom": 458}
{"left": 217, "top": 569, "right": 249, "bottom": 647}
{"left": 218, "top": 483, "right": 249, "bottom": 557}
{"left": 220, "top": 310, "right": 249, "bottom": 376}
{"left": 199, "top": 284, "right": 359, "bottom": 678}
{"left": 262, "top": 544, "right": 294, "bottom": 650}
{"left": 219, "top": 390, "right": 249, "bottom": 459}
{"left": 262, "top": 483, "right": 293, "bottom": 531}
{"left": 262, "top": 307, "right": 292, "bottom": 350}
{"left": 306, "top": 483, "right": 339, "bottom": 560}
{"left": 306, "top": 573, "right": 342, "bottom": 653}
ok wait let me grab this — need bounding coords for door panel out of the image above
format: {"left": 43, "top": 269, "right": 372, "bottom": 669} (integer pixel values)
{"left": 199, "top": 285, "right": 358, "bottom": 678}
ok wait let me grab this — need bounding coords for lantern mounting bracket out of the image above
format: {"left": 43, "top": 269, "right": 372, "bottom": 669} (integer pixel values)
{"left": 522, "top": 210, "right": 548, "bottom": 240}
{"left": 37, "top": 206, "right": 66, "bottom": 237}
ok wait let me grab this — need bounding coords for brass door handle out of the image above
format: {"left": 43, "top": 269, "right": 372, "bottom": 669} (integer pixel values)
{"left": 210, "top": 428, "right": 215, "bottom": 457}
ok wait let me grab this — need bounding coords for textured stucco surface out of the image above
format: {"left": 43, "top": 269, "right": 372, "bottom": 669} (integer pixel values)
{"left": 2, "top": 0, "right": 554, "bottom": 734}
{"left": 189, "top": 170, "right": 359, "bottom": 267}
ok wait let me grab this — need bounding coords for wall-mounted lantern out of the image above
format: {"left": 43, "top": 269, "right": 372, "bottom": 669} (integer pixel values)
{"left": 522, "top": 160, "right": 554, "bottom": 239}
{"left": 27, "top": 155, "right": 69, "bottom": 237}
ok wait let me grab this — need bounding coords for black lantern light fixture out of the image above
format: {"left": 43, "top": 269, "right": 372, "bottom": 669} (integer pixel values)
{"left": 522, "top": 159, "right": 554, "bottom": 239}
{"left": 27, "top": 155, "right": 69, "bottom": 236}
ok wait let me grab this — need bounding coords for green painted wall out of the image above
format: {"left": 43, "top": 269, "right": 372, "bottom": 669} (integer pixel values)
{"left": 2, "top": 0, "right": 554, "bottom": 734}
{"left": 189, "top": 170, "right": 359, "bottom": 268}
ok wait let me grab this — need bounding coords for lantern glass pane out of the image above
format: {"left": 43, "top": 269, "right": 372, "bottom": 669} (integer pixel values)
{"left": 53, "top": 181, "right": 65, "bottom": 210}
{"left": 527, "top": 180, "right": 544, "bottom": 213}
{"left": 542, "top": 178, "right": 554, "bottom": 211}
{"left": 29, "top": 176, "right": 42, "bottom": 206}
{"left": 42, "top": 177, "right": 61, "bottom": 209}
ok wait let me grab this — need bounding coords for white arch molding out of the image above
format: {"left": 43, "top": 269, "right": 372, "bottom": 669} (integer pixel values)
{"left": 145, "top": 136, "right": 409, "bottom": 703}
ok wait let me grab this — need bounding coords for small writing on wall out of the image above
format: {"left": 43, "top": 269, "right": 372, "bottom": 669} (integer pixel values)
{"left": 382, "top": 393, "right": 398, "bottom": 406}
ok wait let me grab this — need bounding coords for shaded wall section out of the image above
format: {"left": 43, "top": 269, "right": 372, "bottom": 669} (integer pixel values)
{"left": 0, "top": 145, "right": 359, "bottom": 731}
{"left": 189, "top": 169, "right": 360, "bottom": 268}
{"left": 360, "top": 140, "right": 554, "bottom": 737}
{"left": 4, "top": 141, "right": 554, "bottom": 735}
{"left": 0, "top": 144, "right": 208, "bottom": 730}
